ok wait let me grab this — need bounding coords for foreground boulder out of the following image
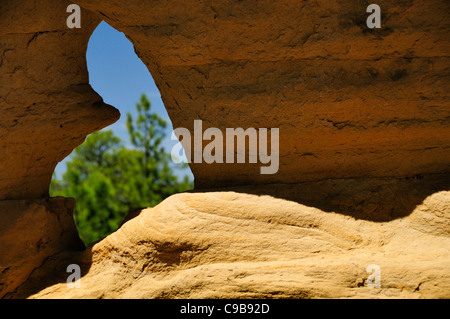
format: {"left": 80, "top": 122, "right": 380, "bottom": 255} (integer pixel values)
{"left": 7, "top": 190, "right": 448, "bottom": 299}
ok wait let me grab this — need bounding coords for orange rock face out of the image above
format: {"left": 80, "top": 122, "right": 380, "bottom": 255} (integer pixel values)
{"left": 0, "top": 0, "right": 119, "bottom": 200}
{"left": 76, "top": 0, "right": 450, "bottom": 188}
{"left": 0, "top": 0, "right": 449, "bottom": 299}
{"left": 0, "top": 197, "right": 83, "bottom": 298}
{"left": 1, "top": 0, "right": 449, "bottom": 196}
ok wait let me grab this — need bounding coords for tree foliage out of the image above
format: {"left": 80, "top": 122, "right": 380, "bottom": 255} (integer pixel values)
{"left": 51, "top": 94, "right": 193, "bottom": 246}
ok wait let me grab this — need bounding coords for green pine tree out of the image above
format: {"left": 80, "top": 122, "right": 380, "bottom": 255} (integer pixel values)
{"left": 51, "top": 94, "right": 193, "bottom": 246}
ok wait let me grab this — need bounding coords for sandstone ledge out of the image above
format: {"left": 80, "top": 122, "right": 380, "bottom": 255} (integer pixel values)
{"left": 0, "top": 197, "right": 84, "bottom": 297}
{"left": 7, "top": 189, "right": 449, "bottom": 299}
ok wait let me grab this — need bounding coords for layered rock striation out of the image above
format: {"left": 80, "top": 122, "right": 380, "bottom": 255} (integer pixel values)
{"left": 0, "top": 0, "right": 449, "bottom": 299}
{"left": 0, "top": 0, "right": 119, "bottom": 200}
{"left": 11, "top": 191, "right": 450, "bottom": 299}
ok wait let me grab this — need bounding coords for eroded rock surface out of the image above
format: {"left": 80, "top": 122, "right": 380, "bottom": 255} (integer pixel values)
{"left": 9, "top": 191, "right": 448, "bottom": 299}
{"left": 0, "top": 0, "right": 119, "bottom": 200}
{"left": 76, "top": 0, "right": 450, "bottom": 188}
{"left": 0, "top": 197, "right": 83, "bottom": 298}
{"left": 0, "top": 0, "right": 449, "bottom": 299}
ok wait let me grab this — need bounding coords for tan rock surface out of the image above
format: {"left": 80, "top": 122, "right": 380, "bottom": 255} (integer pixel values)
{"left": 6, "top": 190, "right": 447, "bottom": 299}
{"left": 1, "top": 0, "right": 449, "bottom": 199}
{"left": 76, "top": 0, "right": 450, "bottom": 188}
{"left": 0, "top": 0, "right": 449, "bottom": 299}
{"left": 0, "top": 0, "right": 119, "bottom": 200}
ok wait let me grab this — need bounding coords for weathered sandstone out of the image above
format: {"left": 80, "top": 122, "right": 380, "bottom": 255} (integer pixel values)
{"left": 0, "top": 197, "right": 83, "bottom": 297}
{"left": 76, "top": 0, "right": 450, "bottom": 188}
{"left": 0, "top": 0, "right": 448, "bottom": 299}
{"left": 0, "top": 0, "right": 119, "bottom": 200}
{"left": 7, "top": 190, "right": 449, "bottom": 299}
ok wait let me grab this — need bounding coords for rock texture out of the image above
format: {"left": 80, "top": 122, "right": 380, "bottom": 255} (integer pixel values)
{"left": 7, "top": 191, "right": 449, "bottom": 299}
{"left": 0, "top": 0, "right": 449, "bottom": 299}
{"left": 0, "top": 197, "right": 83, "bottom": 297}
{"left": 0, "top": 0, "right": 119, "bottom": 200}
{"left": 76, "top": 0, "right": 450, "bottom": 188}
{"left": 1, "top": 0, "right": 448, "bottom": 198}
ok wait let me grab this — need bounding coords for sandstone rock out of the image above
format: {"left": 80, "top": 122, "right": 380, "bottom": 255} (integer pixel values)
{"left": 7, "top": 190, "right": 447, "bottom": 299}
{"left": 0, "top": 0, "right": 119, "bottom": 200}
{"left": 76, "top": 0, "right": 450, "bottom": 188}
{"left": 0, "top": 197, "right": 84, "bottom": 298}
{"left": 0, "top": 0, "right": 449, "bottom": 300}
{"left": 1, "top": 0, "right": 449, "bottom": 199}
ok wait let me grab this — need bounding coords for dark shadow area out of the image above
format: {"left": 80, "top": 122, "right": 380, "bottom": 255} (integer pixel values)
{"left": 7, "top": 249, "right": 93, "bottom": 299}
{"left": 1, "top": 196, "right": 93, "bottom": 299}
{"left": 191, "top": 172, "right": 450, "bottom": 222}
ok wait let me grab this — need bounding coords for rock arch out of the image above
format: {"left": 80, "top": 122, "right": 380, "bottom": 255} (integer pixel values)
{"left": 0, "top": 0, "right": 449, "bottom": 299}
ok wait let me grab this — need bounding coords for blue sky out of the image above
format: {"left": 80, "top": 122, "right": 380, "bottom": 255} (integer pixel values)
{"left": 54, "top": 21, "right": 192, "bottom": 180}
